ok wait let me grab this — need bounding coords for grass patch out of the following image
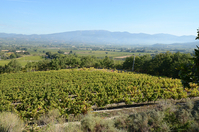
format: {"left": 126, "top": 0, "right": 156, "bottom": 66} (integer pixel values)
{"left": 0, "top": 55, "right": 44, "bottom": 67}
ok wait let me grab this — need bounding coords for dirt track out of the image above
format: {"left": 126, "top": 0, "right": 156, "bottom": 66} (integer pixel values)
{"left": 114, "top": 55, "right": 132, "bottom": 59}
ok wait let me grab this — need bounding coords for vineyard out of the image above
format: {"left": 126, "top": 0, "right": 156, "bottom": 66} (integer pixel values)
{"left": 0, "top": 68, "right": 199, "bottom": 121}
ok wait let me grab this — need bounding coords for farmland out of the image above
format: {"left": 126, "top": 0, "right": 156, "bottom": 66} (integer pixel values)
{"left": 0, "top": 40, "right": 198, "bottom": 131}
{"left": 0, "top": 55, "right": 43, "bottom": 66}
{"left": 0, "top": 50, "right": 150, "bottom": 67}
{"left": 1, "top": 68, "right": 198, "bottom": 122}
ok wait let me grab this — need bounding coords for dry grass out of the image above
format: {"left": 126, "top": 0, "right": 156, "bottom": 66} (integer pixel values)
{"left": 0, "top": 112, "right": 24, "bottom": 132}
{"left": 2, "top": 98, "right": 199, "bottom": 132}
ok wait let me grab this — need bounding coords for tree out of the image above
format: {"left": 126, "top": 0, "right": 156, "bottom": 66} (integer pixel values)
{"left": 50, "top": 58, "right": 61, "bottom": 70}
{"left": 9, "top": 53, "right": 16, "bottom": 59}
{"left": 101, "top": 56, "right": 114, "bottom": 69}
{"left": 0, "top": 66, "right": 4, "bottom": 74}
{"left": 123, "top": 55, "right": 151, "bottom": 72}
{"left": 46, "top": 52, "right": 52, "bottom": 58}
{"left": 123, "top": 52, "right": 192, "bottom": 78}
{"left": 178, "top": 29, "right": 199, "bottom": 88}
{"left": 58, "top": 50, "right": 64, "bottom": 54}
{"left": 23, "top": 52, "right": 30, "bottom": 55}
{"left": 21, "top": 47, "right": 28, "bottom": 51}
{"left": 4, "top": 60, "right": 22, "bottom": 73}
{"left": 196, "top": 28, "right": 199, "bottom": 40}
{"left": 122, "top": 56, "right": 135, "bottom": 70}
{"left": 80, "top": 56, "right": 95, "bottom": 68}
{"left": 25, "top": 61, "right": 33, "bottom": 72}
{"left": 147, "top": 52, "right": 192, "bottom": 77}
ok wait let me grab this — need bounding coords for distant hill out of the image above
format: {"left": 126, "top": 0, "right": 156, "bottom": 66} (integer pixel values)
{"left": 0, "top": 30, "right": 196, "bottom": 45}
{"left": 152, "top": 41, "right": 199, "bottom": 49}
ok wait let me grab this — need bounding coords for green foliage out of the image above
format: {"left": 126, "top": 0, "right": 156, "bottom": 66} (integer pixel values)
{"left": 9, "top": 53, "right": 17, "bottom": 59}
{"left": 0, "top": 68, "right": 198, "bottom": 122}
{"left": 58, "top": 50, "right": 65, "bottom": 54}
{"left": 178, "top": 31, "right": 199, "bottom": 88}
{"left": 24, "top": 54, "right": 116, "bottom": 71}
{"left": 123, "top": 52, "right": 192, "bottom": 78}
{"left": 3, "top": 60, "right": 22, "bottom": 73}
{"left": 80, "top": 55, "right": 97, "bottom": 68}
{"left": 1, "top": 50, "right": 193, "bottom": 79}
{"left": 101, "top": 56, "right": 114, "bottom": 69}
{"left": 46, "top": 51, "right": 52, "bottom": 58}
{"left": 2, "top": 99, "right": 199, "bottom": 132}
{"left": 114, "top": 99, "right": 199, "bottom": 132}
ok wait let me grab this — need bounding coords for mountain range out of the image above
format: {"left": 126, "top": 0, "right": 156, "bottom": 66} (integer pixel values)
{"left": 0, "top": 30, "right": 197, "bottom": 45}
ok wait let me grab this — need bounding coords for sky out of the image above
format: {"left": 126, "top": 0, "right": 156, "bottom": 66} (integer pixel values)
{"left": 0, "top": 0, "right": 198, "bottom": 36}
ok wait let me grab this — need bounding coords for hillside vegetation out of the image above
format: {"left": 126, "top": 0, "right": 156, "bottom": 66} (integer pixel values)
{"left": 0, "top": 68, "right": 198, "bottom": 122}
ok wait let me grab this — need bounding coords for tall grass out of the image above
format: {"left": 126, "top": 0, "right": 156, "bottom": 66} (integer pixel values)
{"left": 0, "top": 112, "right": 24, "bottom": 132}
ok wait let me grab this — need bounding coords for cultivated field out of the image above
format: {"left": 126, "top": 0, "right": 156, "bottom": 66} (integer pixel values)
{"left": 0, "top": 55, "right": 43, "bottom": 66}
{"left": 0, "top": 68, "right": 198, "bottom": 121}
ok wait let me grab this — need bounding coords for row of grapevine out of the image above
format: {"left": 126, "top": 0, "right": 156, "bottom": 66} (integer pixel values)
{"left": 0, "top": 68, "right": 198, "bottom": 121}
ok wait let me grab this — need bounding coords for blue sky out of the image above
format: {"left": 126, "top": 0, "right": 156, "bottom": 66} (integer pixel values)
{"left": 0, "top": 0, "right": 198, "bottom": 36}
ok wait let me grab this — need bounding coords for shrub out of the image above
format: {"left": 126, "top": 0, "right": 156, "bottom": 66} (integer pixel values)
{"left": 37, "top": 109, "right": 63, "bottom": 126}
{"left": 0, "top": 112, "right": 24, "bottom": 132}
{"left": 81, "top": 113, "right": 119, "bottom": 132}
{"left": 114, "top": 99, "right": 199, "bottom": 132}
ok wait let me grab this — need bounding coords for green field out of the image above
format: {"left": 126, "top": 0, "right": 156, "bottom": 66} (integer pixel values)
{"left": 0, "top": 55, "right": 43, "bottom": 67}
{"left": 31, "top": 48, "right": 152, "bottom": 58}
{"left": 0, "top": 48, "right": 154, "bottom": 67}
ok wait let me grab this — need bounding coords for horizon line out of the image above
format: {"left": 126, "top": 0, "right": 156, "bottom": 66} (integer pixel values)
{"left": 0, "top": 30, "right": 196, "bottom": 37}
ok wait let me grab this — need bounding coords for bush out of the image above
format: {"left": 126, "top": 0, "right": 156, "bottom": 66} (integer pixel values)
{"left": 37, "top": 109, "right": 63, "bottom": 126}
{"left": 36, "top": 109, "right": 66, "bottom": 132}
{"left": 114, "top": 99, "right": 199, "bottom": 132}
{"left": 81, "top": 113, "right": 119, "bottom": 132}
{"left": 0, "top": 112, "right": 24, "bottom": 132}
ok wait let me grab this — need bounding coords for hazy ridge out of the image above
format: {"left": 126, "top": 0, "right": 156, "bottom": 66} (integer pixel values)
{"left": 0, "top": 30, "right": 196, "bottom": 45}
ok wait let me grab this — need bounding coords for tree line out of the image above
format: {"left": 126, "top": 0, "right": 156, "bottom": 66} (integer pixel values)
{"left": 0, "top": 51, "right": 193, "bottom": 79}
{"left": 123, "top": 52, "right": 192, "bottom": 78}
{"left": 0, "top": 51, "right": 30, "bottom": 60}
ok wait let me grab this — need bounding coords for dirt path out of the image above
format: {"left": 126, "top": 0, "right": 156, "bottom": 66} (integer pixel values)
{"left": 114, "top": 55, "right": 132, "bottom": 59}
